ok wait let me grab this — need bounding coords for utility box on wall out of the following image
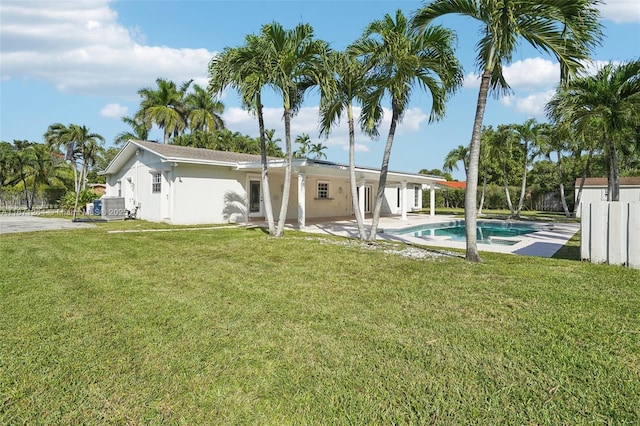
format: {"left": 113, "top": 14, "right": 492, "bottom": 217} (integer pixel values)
{"left": 101, "top": 197, "right": 127, "bottom": 221}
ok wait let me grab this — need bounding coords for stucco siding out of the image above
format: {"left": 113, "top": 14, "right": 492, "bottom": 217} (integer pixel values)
{"left": 170, "top": 164, "right": 247, "bottom": 225}
{"left": 577, "top": 186, "right": 640, "bottom": 217}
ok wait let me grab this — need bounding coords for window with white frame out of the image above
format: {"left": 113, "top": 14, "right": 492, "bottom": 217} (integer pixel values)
{"left": 414, "top": 185, "right": 421, "bottom": 208}
{"left": 151, "top": 172, "right": 161, "bottom": 193}
{"left": 317, "top": 181, "right": 329, "bottom": 199}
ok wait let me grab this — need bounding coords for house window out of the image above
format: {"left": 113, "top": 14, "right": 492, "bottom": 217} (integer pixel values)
{"left": 117, "top": 180, "right": 122, "bottom": 197}
{"left": 317, "top": 181, "right": 329, "bottom": 199}
{"left": 414, "top": 185, "right": 421, "bottom": 208}
{"left": 397, "top": 187, "right": 401, "bottom": 208}
{"left": 151, "top": 172, "right": 161, "bottom": 193}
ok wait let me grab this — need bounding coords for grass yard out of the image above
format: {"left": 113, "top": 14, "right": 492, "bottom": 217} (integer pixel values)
{"left": 1, "top": 222, "right": 638, "bottom": 424}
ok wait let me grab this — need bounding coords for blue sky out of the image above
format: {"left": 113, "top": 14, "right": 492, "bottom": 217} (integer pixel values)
{"left": 1, "top": 1, "right": 639, "bottom": 181}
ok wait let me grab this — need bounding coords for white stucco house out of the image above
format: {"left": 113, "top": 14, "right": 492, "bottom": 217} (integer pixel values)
{"left": 100, "top": 140, "right": 445, "bottom": 226}
{"left": 575, "top": 177, "right": 640, "bottom": 217}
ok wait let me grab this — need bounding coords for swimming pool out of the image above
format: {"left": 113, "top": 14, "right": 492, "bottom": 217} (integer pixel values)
{"left": 383, "top": 220, "right": 541, "bottom": 245}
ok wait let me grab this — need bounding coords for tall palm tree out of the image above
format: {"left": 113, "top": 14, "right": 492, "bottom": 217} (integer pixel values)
{"left": 513, "top": 118, "right": 545, "bottom": 218}
{"left": 114, "top": 116, "right": 149, "bottom": 145}
{"left": 209, "top": 34, "right": 278, "bottom": 235}
{"left": 318, "top": 50, "right": 380, "bottom": 240}
{"left": 260, "top": 22, "right": 328, "bottom": 237}
{"left": 486, "top": 125, "right": 518, "bottom": 216}
{"left": 546, "top": 59, "right": 640, "bottom": 201}
{"left": 443, "top": 145, "right": 469, "bottom": 176}
{"left": 413, "top": 0, "right": 602, "bottom": 262}
{"left": 137, "top": 78, "right": 192, "bottom": 144}
{"left": 537, "top": 122, "right": 572, "bottom": 217}
{"left": 351, "top": 10, "right": 462, "bottom": 241}
{"left": 44, "top": 123, "right": 104, "bottom": 194}
{"left": 185, "top": 84, "right": 225, "bottom": 133}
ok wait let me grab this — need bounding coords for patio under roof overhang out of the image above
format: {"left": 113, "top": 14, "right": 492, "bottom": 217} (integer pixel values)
{"left": 236, "top": 158, "right": 446, "bottom": 228}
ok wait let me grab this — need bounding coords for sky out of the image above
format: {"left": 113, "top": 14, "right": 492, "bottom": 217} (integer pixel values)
{"left": 1, "top": 1, "right": 639, "bottom": 181}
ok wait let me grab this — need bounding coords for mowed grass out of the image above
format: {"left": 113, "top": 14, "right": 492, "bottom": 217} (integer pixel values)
{"left": 1, "top": 223, "right": 638, "bottom": 424}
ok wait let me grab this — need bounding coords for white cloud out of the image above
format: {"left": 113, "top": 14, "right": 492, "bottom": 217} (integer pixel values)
{"left": 464, "top": 58, "right": 562, "bottom": 91}
{"left": 0, "top": 0, "right": 216, "bottom": 97}
{"left": 598, "top": 0, "right": 640, "bottom": 23}
{"left": 462, "top": 72, "right": 480, "bottom": 89}
{"left": 500, "top": 89, "right": 555, "bottom": 117}
{"left": 222, "top": 104, "right": 428, "bottom": 153}
{"left": 100, "top": 103, "right": 127, "bottom": 118}
{"left": 502, "top": 58, "right": 559, "bottom": 89}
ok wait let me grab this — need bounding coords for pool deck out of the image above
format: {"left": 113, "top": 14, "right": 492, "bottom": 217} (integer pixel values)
{"left": 283, "top": 214, "right": 580, "bottom": 258}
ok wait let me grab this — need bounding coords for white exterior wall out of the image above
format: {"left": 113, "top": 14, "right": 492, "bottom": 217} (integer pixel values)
{"left": 305, "top": 176, "right": 352, "bottom": 218}
{"left": 105, "top": 152, "right": 163, "bottom": 222}
{"left": 577, "top": 186, "right": 640, "bottom": 217}
{"left": 580, "top": 201, "right": 640, "bottom": 269}
{"left": 170, "top": 164, "right": 247, "bottom": 225}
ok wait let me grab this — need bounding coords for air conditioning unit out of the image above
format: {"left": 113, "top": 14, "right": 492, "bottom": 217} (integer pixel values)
{"left": 101, "top": 197, "right": 127, "bottom": 221}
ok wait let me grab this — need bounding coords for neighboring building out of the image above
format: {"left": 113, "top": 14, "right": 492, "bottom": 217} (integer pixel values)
{"left": 575, "top": 177, "right": 640, "bottom": 217}
{"left": 89, "top": 183, "right": 107, "bottom": 196}
{"left": 100, "top": 140, "right": 445, "bottom": 226}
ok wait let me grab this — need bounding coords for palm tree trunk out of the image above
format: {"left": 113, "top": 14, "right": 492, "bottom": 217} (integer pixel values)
{"left": 275, "top": 107, "right": 293, "bottom": 237}
{"left": 347, "top": 104, "right": 366, "bottom": 240}
{"left": 256, "top": 94, "right": 276, "bottom": 235}
{"left": 503, "top": 168, "right": 514, "bottom": 216}
{"left": 20, "top": 173, "right": 31, "bottom": 210}
{"left": 465, "top": 69, "right": 491, "bottom": 262}
{"left": 607, "top": 139, "right": 620, "bottom": 201}
{"left": 478, "top": 172, "right": 487, "bottom": 215}
{"left": 573, "top": 149, "right": 593, "bottom": 216}
{"left": 556, "top": 150, "right": 570, "bottom": 217}
{"left": 515, "top": 142, "right": 528, "bottom": 218}
{"left": 367, "top": 106, "right": 399, "bottom": 242}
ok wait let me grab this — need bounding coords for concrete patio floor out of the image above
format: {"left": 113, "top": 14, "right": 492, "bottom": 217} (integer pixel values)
{"left": 284, "top": 214, "right": 580, "bottom": 258}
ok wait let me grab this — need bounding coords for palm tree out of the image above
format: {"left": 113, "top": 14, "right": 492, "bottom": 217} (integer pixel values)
{"left": 513, "top": 118, "right": 546, "bottom": 218}
{"left": 413, "top": 0, "right": 602, "bottom": 262}
{"left": 317, "top": 50, "right": 379, "bottom": 240}
{"left": 260, "top": 22, "right": 328, "bottom": 237}
{"left": 10, "top": 140, "right": 36, "bottom": 209}
{"left": 293, "top": 133, "right": 311, "bottom": 158}
{"left": 443, "top": 145, "right": 469, "bottom": 176}
{"left": 114, "top": 116, "right": 149, "bottom": 145}
{"left": 351, "top": 10, "right": 462, "bottom": 241}
{"left": 209, "top": 33, "right": 278, "bottom": 235}
{"left": 309, "top": 142, "right": 328, "bottom": 160}
{"left": 536, "top": 123, "right": 572, "bottom": 217}
{"left": 43, "top": 123, "right": 104, "bottom": 219}
{"left": 546, "top": 59, "right": 640, "bottom": 201}
{"left": 486, "top": 125, "right": 518, "bottom": 216}
{"left": 185, "top": 84, "right": 225, "bottom": 132}
{"left": 137, "top": 78, "right": 192, "bottom": 144}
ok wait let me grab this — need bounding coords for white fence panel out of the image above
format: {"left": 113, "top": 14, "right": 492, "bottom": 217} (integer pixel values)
{"left": 581, "top": 201, "right": 640, "bottom": 269}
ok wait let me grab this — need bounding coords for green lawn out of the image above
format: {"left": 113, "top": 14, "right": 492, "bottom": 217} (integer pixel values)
{"left": 1, "top": 222, "right": 638, "bottom": 424}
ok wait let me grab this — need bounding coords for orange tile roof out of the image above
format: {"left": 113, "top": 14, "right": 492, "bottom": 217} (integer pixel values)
{"left": 439, "top": 181, "right": 466, "bottom": 189}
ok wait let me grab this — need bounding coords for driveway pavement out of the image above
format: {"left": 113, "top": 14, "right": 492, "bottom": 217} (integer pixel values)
{"left": 0, "top": 215, "right": 96, "bottom": 234}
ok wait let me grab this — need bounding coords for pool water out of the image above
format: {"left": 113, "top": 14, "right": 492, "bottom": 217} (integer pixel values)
{"left": 385, "top": 220, "right": 540, "bottom": 245}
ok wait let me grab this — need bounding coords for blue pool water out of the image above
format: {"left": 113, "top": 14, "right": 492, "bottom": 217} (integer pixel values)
{"left": 384, "top": 220, "right": 540, "bottom": 245}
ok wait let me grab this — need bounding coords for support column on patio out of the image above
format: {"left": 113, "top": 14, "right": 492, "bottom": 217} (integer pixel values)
{"left": 400, "top": 181, "right": 407, "bottom": 220}
{"left": 430, "top": 184, "right": 436, "bottom": 217}
{"left": 358, "top": 179, "right": 365, "bottom": 218}
{"left": 297, "top": 173, "right": 306, "bottom": 229}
